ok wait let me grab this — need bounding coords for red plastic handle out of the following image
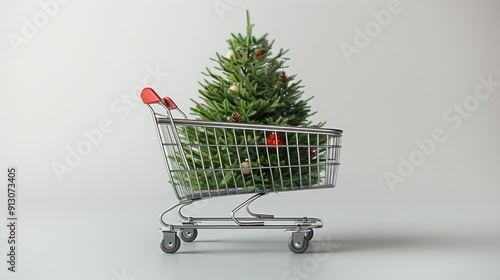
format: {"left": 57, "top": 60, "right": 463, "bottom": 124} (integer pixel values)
{"left": 162, "top": 97, "right": 178, "bottom": 110}
{"left": 141, "top": 88, "right": 161, "bottom": 104}
{"left": 141, "top": 88, "right": 178, "bottom": 110}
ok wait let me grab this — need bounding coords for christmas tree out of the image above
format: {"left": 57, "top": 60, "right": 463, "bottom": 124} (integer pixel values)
{"left": 172, "top": 11, "right": 327, "bottom": 197}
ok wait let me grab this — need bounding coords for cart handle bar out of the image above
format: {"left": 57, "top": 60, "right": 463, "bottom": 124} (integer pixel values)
{"left": 141, "top": 87, "right": 187, "bottom": 119}
{"left": 141, "top": 87, "right": 177, "bottom": 109}
{"left": 141, "top": 87, "right": 190, "bottom": 175}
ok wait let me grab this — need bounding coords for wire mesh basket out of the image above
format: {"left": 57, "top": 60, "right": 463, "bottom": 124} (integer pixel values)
{"left": 158, "top": 117, "right": 342, "bottom": 200}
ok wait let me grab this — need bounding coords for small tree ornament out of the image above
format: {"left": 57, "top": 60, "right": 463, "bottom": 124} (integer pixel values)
{"left": 310, "top": 149, "right": 316, "bottom": 158}
{"left": 229, "top": 84, "right": 238, "bottom": 93}
{"left": 266, "top": 133, "right": 284, "bottom": 149}
{"left": 230, "top": 112, "right": 243, "bottom": 123}
{"left": 254, "top": 48, "right": 266, "bottom": 58}
{"left": 226, "top": 50, "right": 236, "bottom": 60}
{"left": 241, "top": 159, "right": 251, "bottom": 175}
{"left": 279, "top": 71, "right": 288, "bottom": 85}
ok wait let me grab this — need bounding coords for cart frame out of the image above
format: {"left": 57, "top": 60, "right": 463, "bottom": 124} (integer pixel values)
{"left": 141, "top": 88, "right": 343, "bottom": 253}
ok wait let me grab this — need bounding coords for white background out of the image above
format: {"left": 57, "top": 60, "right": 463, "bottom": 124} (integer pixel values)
{"left": 1, "top": 0, "right": 500, "bottom": 279}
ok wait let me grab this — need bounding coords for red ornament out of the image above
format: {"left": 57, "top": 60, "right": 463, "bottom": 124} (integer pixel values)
{"left": 266, "top": 133, "right": 283, "bottom": 149}
{"left": 254, "top": 50, "right": 265, "bottom": 58}
{"left": 309, "top": 148, "right": 316, "bottom": 158}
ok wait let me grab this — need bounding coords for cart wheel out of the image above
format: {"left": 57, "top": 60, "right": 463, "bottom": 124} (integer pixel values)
{"left": 288, "top": 236, "right": 309, "bottom": 254}
{"left": 304, "top": 229, "right": 314, "bottom": 241}
{"left": 160, "top": 235, "right": 181, "bottom": 253}
{"left": 179, "top": 228, "right": 198, "bottom": 242}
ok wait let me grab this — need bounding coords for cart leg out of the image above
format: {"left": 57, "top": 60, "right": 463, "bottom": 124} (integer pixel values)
{"left": 177, "top": 199, "right": 201, "bottom": 221}
{"left": 231, "top": 193, "right": 267, "bottom": 225}
{"left": 245, "top": 193, "right": 274, "bottom": 219}
{"left": 159, "top": 200, "right": 194, "bottom": 227}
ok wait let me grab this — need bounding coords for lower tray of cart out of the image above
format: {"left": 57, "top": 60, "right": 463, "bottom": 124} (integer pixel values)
{"left": 158, "top": 215, "right": 321, "bottom": 254}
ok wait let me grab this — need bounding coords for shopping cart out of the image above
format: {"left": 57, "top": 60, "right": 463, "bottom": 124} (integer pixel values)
{"left": 141, "top": 87, "right": 343, "bottom": 253}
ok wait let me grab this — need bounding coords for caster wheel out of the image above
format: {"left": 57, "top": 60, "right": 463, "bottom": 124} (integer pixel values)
{"left": 160, "top": 235, "right": 181, "bottom": 253}
{"left": 304, "top": 229, "right": 314, "bottom": 241}
{"left": 288, "top": 236, "right": 309, "bottom": 254}
{"left": 179, "top": 228, "right": 198, "bottom": 242}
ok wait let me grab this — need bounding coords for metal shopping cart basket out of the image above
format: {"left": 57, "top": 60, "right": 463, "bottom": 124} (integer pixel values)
{"left": 141, "top": 88, "right": 343, "bottom": 253}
